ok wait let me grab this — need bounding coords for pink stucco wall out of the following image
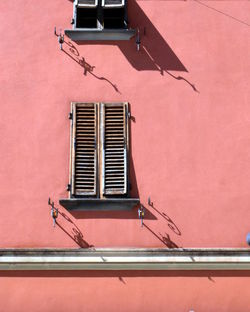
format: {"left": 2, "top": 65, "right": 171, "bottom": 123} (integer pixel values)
{"left": 1, "top": 270, "right": 250, "bottom": 312}
{"left": 0, "top": 1, "right": 250, "bottom": 249}
{"left": 1, "top": 1, "right": 250, "bottom": 310}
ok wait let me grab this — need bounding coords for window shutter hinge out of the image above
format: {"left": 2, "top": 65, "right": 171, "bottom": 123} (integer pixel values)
{"left": 71, "top": 18, "right": 75, "bottom": 25}
{"left": 126, "top": 111, "right": 131, "bottom": 119}
{"left": 68, "top": 112, "right": 73, "bottom": 120}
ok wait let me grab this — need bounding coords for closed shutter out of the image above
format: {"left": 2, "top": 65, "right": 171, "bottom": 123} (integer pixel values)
{"left": 71, "top": 103, "right": 98, "bottom": 196}
{"left": 101, "top": 103, "right": 128, "bottom": 195}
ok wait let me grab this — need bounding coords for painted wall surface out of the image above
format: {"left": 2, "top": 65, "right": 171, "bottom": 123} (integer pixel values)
{"left": 0, "top": 0, "right": 250, "bottom": 249}
{"left": 0, "top": 0, "right": 250, "bottom": 247}
{"left": 1, "top": 1, "right": 250, "bottom": 311}
{"left": 1, "top": 271, "right": 250, "bottom": 312}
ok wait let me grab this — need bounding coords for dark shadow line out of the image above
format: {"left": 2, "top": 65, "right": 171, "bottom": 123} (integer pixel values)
{"left": 88, "top": 71, "right": 121, "bottom": 94}
{"left": 141, "top": 45, "right": 198, "bottom": 92}
{"left": 208, "top": 276, "right": 216, "bottom": 283}
{"left": 143, "top": 222, "right": 169, "bottom": 247}
{"left": 56, "top": 221, "right": 93, "bottom": 248}
{"left": 61, "top": 45, "right": 121, "bottom": 93}
{"left": 57, "top": 209, "right": 85, "bottom": 237}
{"left": 64, "top": 40, "right": 80, "bottom": 56}
{"left": 194, "top": 0, "right": 250, "bottom": 27}
{"left": 165, "top": 70, "right": 199, "bottom": 93}
{"left": 62, "top": 48, "right": 84, "bottom": 68}
{"left": 148, "top": 204, "right": 181, "bottom": 236}
{"left": 118, "top": 276, "right": 126, "bottom": 284}
{"left": 159, "top": 232, "right": 180, "bottom": 249}
{"left": 51, "top": 205, "right": 93, "bottom": 248}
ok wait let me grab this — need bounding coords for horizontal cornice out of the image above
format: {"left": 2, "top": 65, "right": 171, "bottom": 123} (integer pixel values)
{"left": 1, "top": 248, "right": 250, "bottom": 270}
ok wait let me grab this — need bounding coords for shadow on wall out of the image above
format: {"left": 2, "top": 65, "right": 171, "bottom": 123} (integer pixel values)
{"left": 2, "top": 270, "right": 250, "bottom": 279}
{"left": 62, "top": 0, "right": 198, "bottom": 92}
{"left": 122, "top": 0, "right": 188, "bottom": 73}
{"left": 62, "top": 40, "right": 121, "bottom": 93}
{"left": 49, "top": 205, "right": 94, "bottom": 248}
{"left": 142, "top": 199, "right": 182, "bottom": 248}
{"left": 74, "top": 0, "right": 188, "bottom": 73}
{"left": 142, "top": 223, "right": 180, "bottom": 248}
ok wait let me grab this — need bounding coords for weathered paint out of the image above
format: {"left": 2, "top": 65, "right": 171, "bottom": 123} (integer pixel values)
{"left": 0, "top": 0, "right": 250, "bottom": 310}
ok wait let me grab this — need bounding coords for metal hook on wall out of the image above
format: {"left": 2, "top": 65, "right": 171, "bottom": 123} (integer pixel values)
{"left": 136, "top": 28, "right": 141, "bottom": 52}
{"left": 48, "top": 197, "right": 58, "bottom": 227}
{"left": 54, "top": 27, "right": 64, "bottom": 50}
{"left": 138, "top": 205, "right": 145, "bottom": 227}
{"left": 148, "top": 196, "right": 153, "bottom": 207}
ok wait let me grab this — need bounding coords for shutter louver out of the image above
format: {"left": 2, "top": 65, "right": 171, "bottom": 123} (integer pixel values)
{"left": 72, "top": 103, "right": 97, "bottom": 196}
{"left": 102, "top": 103, "right": 128, "bottom": 195}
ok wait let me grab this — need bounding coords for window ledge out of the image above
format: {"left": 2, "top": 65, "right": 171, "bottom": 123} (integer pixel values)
{"left": 59, "top": 198, "right": 140, "bottom": 211}
{"left": 64, "top": 28, "right": 136, "bottom": 41}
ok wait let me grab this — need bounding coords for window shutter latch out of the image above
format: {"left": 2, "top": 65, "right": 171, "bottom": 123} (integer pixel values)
{"left": 68, "top": 112, "right": 73, "bottom": 120}
{"left": 126, "top": 111, "right": 131, "bottom": 119}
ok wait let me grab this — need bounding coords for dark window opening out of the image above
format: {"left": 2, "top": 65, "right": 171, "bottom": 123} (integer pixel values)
{"left": 103, "top": 8, "right": 125, "bottom": 29}
{"left": 76, "top": 8, "right": 98, "bottom": 28}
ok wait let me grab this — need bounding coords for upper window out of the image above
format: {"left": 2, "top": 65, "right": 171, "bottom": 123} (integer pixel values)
{"left": 74, "top": 0, "right": 127, "bottom": 30}
{"left": 64, "top": 0, "right": 135, "bottom": 41}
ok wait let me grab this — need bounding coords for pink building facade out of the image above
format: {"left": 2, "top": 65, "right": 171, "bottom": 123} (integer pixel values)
{"left": 1, "top": 0, "right": 250, "bottom": 311}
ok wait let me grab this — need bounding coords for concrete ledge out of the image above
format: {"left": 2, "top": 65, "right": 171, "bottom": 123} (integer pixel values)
{"left": 59, "top": 198, "right": 140, "bottom": 211}
{"left": 1, "top": 248, "right": 250, "bottom": 270}
{"left": 64, "top": 29, "right": 136, "bottom": 41}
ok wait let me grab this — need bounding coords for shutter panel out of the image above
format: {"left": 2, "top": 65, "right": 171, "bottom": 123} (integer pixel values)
{"left": 71, "top": 103, "right": 98, "bottom": 196}
{"left": 102, "top": 103, "right": 128, "bottom": 195}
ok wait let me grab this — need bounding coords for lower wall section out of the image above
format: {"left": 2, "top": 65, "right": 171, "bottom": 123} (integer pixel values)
{"left": 1, "top": 270, "right": 250, "bottom": 312}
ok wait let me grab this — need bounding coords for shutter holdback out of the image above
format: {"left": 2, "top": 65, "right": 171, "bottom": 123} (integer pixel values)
{"left": 138, "top": 205, "right": 145, "bottom": 227}
{"left": 54, "top": 26, "right": 65, "bottom": 50}
{"left": 48, "top": 197, "right": 58, "bottom": 227}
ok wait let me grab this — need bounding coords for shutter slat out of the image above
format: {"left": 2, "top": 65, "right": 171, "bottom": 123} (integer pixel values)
{"left": 72, "top": 103, "right": 97, "bottom": 196}
{"left": 102, "top": 103, "right": 128, "bottom": 195}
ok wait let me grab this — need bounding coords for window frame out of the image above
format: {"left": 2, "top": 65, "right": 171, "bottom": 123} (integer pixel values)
{"left": 72, "top": 0, "right": 127, "bottom": 30}
{"left": 69, "top": 102, "right": 130, "bottom": 200}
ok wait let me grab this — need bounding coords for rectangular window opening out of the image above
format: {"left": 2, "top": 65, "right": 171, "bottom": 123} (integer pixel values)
{"left": 76, "top": 8, "right": 98, "bottom": 28}
{"left": 70, "top": 102, "right": 129, "bottom": 199}
{"left": 103, "top": 8, "right": 125, "bottom": 29}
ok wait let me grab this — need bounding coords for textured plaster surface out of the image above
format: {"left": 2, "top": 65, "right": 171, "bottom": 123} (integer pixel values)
{"left": 0, "top": 0, "right": 249, "bottom": 250}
